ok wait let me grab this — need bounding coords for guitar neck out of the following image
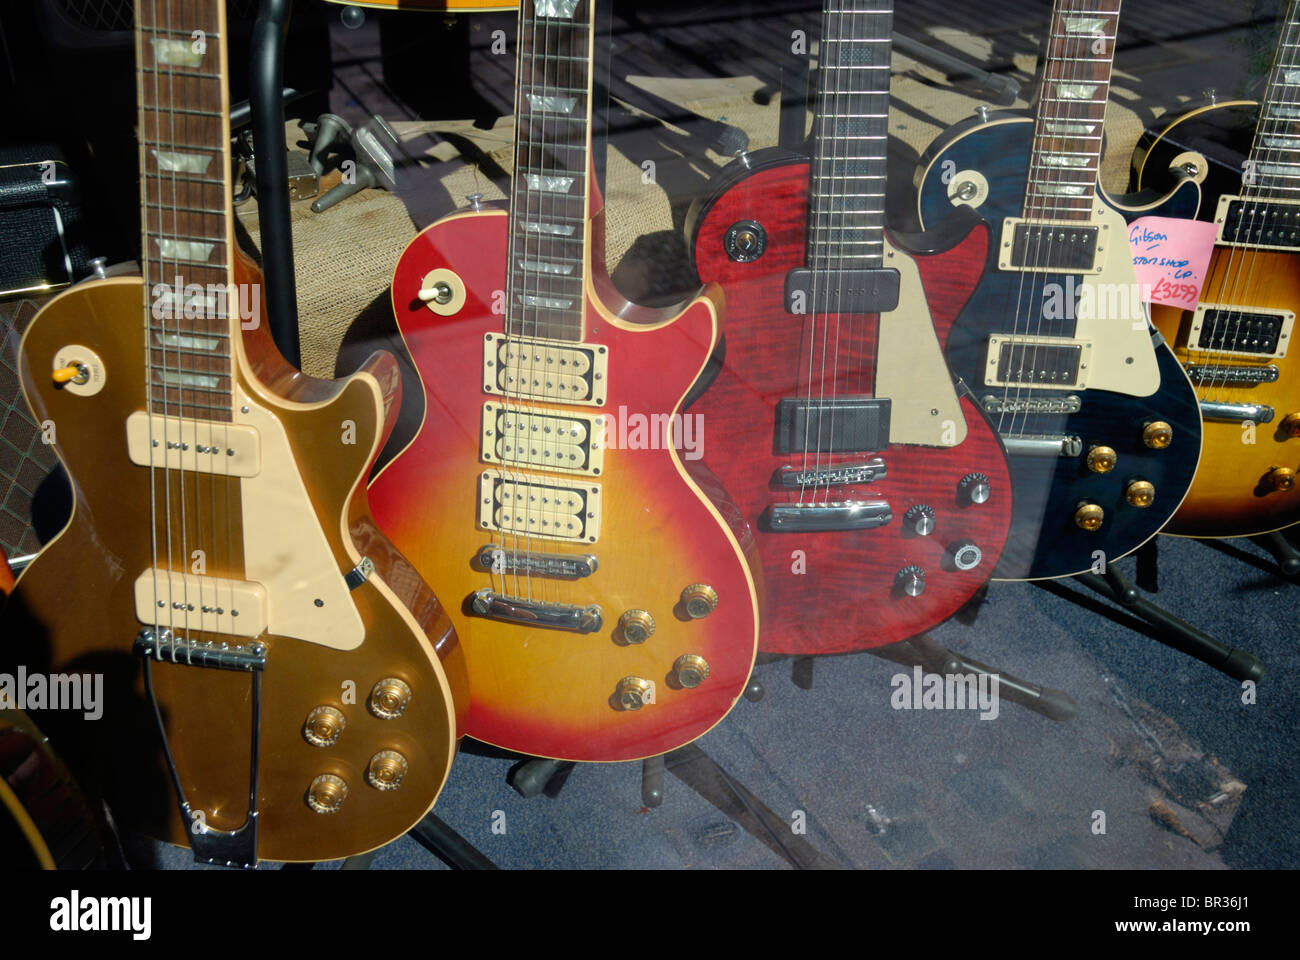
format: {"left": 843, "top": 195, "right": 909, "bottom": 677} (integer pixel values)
{"left": 1245, "top": 0, "right": 1300, "bottom": 199}
{"left": 1024, "top": 0, "right": 1121, "bottom": 222}
{"left": 806, "top": 0, "right": 894, "bottom": 270}
{"left": 506, "top": 0, "right": 595, "bottom": 344}
{"left": 135, "top": 0, "right": 236, "bottom": 422}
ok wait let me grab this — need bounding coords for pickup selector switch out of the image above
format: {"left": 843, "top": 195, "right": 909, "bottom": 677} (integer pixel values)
{"left": 904, "top": 504, "right": 936, "bottom": 536}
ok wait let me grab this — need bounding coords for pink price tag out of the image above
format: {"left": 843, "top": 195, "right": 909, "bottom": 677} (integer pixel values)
{"left": 1128, "top": 215, "right": 1218, "bottom": 310}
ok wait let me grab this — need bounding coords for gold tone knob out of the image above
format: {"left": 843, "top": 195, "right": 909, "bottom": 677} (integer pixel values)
{"left": 1282, "top": 413, "right": 1300, "bottom": 439}
{"left": 672, "top": 654, "right": 711, "bottom": 689}
{"left": 1125, "top": 480, "right": 1155, "bottom": 507}
{"left": 366, "top": 750, "right": 409, "bottom": 791}
{"left": 307, "top": 773, "right": 348, "bottom": 814}
{"left": 615, "top": 676, "right": 653, "bottom": 711}
{"left": 618, "top": 609, "right": 656, "bottom": 644}
{"left": 303, "top": 705, "right": 346, "bottom": 747}
{"left": 1264, "top": 466, "right": 1297, "bottom": 493}
{"left": 1086, "top": 445, "right": 1117, "bottom": 474}
{"left": 681, "top": 583, "right": 719, "bottom": 619}
{"left": 1074, "top": 503, "right": 1104, "bottom": 531}
{"left": 369, "top": 677, "right": 412, "bottom": 719}
{"left": 1142, "top": 421, "right": 1173, "bottom": 449}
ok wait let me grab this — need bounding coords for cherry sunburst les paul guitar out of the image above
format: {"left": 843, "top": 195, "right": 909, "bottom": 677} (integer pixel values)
{"left": 369, "top": 0, "right": 760, "bottom": 763}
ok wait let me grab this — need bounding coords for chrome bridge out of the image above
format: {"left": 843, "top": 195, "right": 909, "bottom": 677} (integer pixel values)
{"left": 1199, "top": 401, "right": 1275, "bottom": 424}
{"left": 981, "top": 394, "right": 1082, "bottom": 416}
{"left": 776, "top": 457, "right": 886, "bottom": 489}
{"left": 1000, "top": 433, "right": 1084, "bottom": 458}
{"left": 471, "top": 589, "right": 603, "bottom": 633}
{"left": 476, "top": 545, "right": 597, "bottom": 580}
{"left": 767, "top": 500, "right": 892, "bottom": 532}
{"left": 1184, "top": 364, "right": 1279, "bottom": 385}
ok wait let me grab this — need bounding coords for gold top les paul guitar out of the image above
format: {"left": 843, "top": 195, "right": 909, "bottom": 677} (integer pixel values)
{"left": 0, "top": 0, "right": 465, "bottom": 865}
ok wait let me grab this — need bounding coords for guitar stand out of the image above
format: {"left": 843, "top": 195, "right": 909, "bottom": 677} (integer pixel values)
{"left": 507, "top": 675, "right": 768, "bottom": 807}
{"left": 1252, "top": 528, "right": 1300, "bottom": 577}
{"left": 781, "top": 632, "right": 1077, "bottom": 723}
{"left": 1051, "top": 539, "right": 1266, "bottom": 682}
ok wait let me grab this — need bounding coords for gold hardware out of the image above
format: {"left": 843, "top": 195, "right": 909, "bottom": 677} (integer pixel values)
{"left": 1074, "top": 503, "right": 1104, "bottom": 531}
{"left": 1124, "top": 480, "right": 1155, "bottom": 508}
{"left": 303, "top": 705, "right": 346, "bottom": 747}
{"left": 615, "top": 676, "right": 653, "bottom": 711}
{"left": 369, "top": 677, "right": 412, "bottom": 719}
{"left": 618, "top": 609, "right": 655, "bottom": 644}
{"left": 680, "top": 583, "right": 719, "bottom": 619}
{"left": 1086, "top": 445, "right": 1117, "bottom": 473}
{"left": 366, "top": 750, "right": 409, "bottom": 791}
{"left": 672, "top": 654, "right": 710, "bottom": 689}
{"left": 1282, "top": 413, "right": 1300, "bottom": 439}
{"left": 307, "top": 773, "right": 348, "bottom": 814}
{"left": 1142, "top": 421, "right": 1173, "bottom": 449}
{"left": 1264, "top": 466, "right": 1296, "bottom": 493}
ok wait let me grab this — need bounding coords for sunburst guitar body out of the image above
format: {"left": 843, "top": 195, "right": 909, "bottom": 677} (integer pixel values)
{"left": 1133, "top": 96, "right": 1300, "bottom": 537}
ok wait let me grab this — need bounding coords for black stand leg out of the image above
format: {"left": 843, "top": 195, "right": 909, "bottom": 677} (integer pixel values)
{"left": 873, "top": 634, "right": 1077, "bottom": 721}
{"left": 1069, "top": 558, "right": 1265, "bottom": 682}
{"left": 1253, "top": 529, "right": 1300, "bottom": 577}
{"left": 407, "top": 812, "right": 498, "bottom": 870}
{"left": 641, "top": 755, "right": 665, "bottom": 808}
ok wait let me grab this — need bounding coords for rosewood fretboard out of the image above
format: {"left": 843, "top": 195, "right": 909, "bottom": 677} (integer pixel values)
{"left": 1244, "top": 0, "right": 1300, "bottom": 200}
{"left": 135, "top": 0, "right": 235, "bottom": 422}
{"left": 506, "top": 0, "right": 595, "bottom": 345}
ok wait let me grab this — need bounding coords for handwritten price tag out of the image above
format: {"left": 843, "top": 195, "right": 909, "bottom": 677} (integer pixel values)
{"left": 1128, "top": 216, "right": 1218, "bottom": 310}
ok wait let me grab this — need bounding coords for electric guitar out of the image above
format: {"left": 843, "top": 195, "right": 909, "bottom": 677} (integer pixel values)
{"left": 1130, "top": 1, "right": 1300, "bottom": 538}
{"left": 915, "top": 0, "right": 1203, "bottom": 580}
{"left": 369, "top": 0, "right": 760, "bottom": 763}
{"left": 684, "top": 0, "right": 1012, "bottom": 655}
{"left": 0, "top": 0, "right": 464, "bottom": 865}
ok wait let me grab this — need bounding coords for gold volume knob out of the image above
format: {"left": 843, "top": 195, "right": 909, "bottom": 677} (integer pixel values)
{"left": 1074, "top": 503, "right": 1104, "bottom": 531}
{"left": 1282, "top": 413, "right": 1300, "bottom": 439}
{"left": 681, "top": 583, "right": 719, "bottom": 619}
{"left": 672, "top": 654, "right": 710, "bottom": 689}
{"left": 615, "top": 676, "right": 653, "bottom": 711}
{"left": 1125, "top": 480, "right": 1156, "bottom": 507}
{"left": 1086, "top": 445, "right": 1117, "bottom": 474}
{"left": 1142, "top": 421, "right": 1173, "bottom": 449}
{"left": 307, "top": 773, "right": 348, "bottom": 814}
{"left": 369, "top": 677, "right": 412, "bottom": 719}
{"left": 303, "top": 705, "right": 346, "bottom": 747}
{"left": 618, "top": 609, "right": 656, "bottom": 644}
{"left": 366, "top": 750, "right": 409, "bottom": 791}
{"left": 1264, "top": 466, "right": 1297, "bottom": 493}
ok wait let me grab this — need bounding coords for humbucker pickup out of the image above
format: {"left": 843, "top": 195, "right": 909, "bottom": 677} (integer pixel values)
{"left": 482, "top": 333, "right": 608, "bottom": 406}
{"left": 480, "top": 403, "right": 604, "bottom": 475}
{"left": 478, "top": 470, "right": 601, "bottom": 542}
{"left": 476, "top": 544, "right": 597, "bottom": 580}
{"left": 1187, "top": 305, "right": 1293, "bottom": 359}
{"left": 767, "top": 500, "right": 892, "bottom": 532}
{"left": 471, "top": 589, "right": 603, "bottom": 633}
{"left": 776, "top": 457, "right": 886, "bottom": 488}
{"left": 125, "top": 411, "right": 260, "bottom": 476}
{"left": 999, "top": 219, "right": 1104, "bottom": 274}
{"left": 774, "top": 397, "right": 890, "bottom": 455}
{"left": 1215, "top": 195, "right": 1300, "bottom": 249}
{"left": 984, "top": 336, "right": 1092, "bottom": 390}
{"left": 133, "top": 569, "right": 268, "bottom": 638}
{"left": 784, "top": 267, "right": 900, "bottom": 314}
